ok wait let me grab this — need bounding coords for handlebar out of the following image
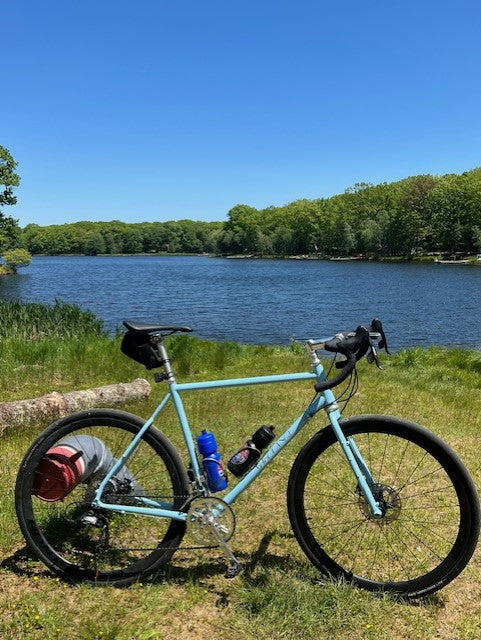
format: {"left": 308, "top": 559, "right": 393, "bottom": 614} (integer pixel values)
{"left": 311, "top": 318, "right": 389, "bottom": 393}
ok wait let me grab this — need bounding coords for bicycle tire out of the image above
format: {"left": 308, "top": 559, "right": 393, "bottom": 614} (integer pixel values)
{"left": 15, "top": 408, "right": 189, "bottom": 585}
{"left": 287, "top": 415, "right": 480, "bottom": 597}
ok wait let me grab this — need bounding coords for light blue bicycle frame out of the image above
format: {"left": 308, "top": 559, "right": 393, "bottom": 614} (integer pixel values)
{"left": 92, "top": 360, "right": 382, "bottom": 519}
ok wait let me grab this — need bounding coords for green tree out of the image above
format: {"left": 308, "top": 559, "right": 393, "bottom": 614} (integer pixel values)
{"left": 0, "top": 216, "right": 21, "bottom": 253}
{"left": 0, "top": 146, "right": 21, "bottom": 252}
{"left": 2, "top": 247, "right": 32, "bottom": 272}
{"left": 16, "top": 166, "right": 481, "bottom": 259}
{"left": 332, "top": 219, "right": 355, "bottom": 256}
{"left": 0, "top": 146, "right": 19, "bottom": 210}
{"left": 359, "top": 218, "right": 383, "bottom": 254}
{"left": 472, "top": 226, "right": 481, "bottom": 253}
{"left": 84, "top": 232, "right": 106, "bottom": 255}
{"left": 0, "top": 146, "right": 32, "bottom": 270}
{"left": 220, "top": 204, "right": 259, "bottom": 253}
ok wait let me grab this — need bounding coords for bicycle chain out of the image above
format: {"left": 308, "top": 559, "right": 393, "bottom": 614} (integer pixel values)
{"left": 82, "top": 491, "right": 225, "bottom": 552}
{"left": 142, "top": 493, "right": 236, "bottom": 552}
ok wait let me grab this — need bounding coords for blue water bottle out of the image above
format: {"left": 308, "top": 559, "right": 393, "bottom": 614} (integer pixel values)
{"left": 197, "top": 430, "right": 228, "bottom": 492}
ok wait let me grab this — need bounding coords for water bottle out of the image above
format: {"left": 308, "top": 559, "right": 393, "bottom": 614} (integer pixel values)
{"left": 228, "top": 425, "right": 275, "bottom": 478}
{"left": 197, "top": 430, "right": 228, "bottom": 492}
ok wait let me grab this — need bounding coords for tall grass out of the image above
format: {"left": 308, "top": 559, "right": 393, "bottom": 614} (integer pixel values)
{"left": 0, "top": 299, "right": 105, "bottom": 340}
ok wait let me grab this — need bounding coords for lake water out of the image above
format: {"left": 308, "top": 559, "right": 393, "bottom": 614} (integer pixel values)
{"left": 1, "top": 255, "right": 480, "bottom": 351}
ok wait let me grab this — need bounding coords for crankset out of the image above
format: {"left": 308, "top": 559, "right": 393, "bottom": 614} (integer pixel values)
{"left": 186, "top": 496, "right": 242, "bottom": 578}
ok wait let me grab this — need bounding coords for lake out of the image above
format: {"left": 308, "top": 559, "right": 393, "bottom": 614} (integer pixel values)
{"left": 1, "top": 255, "right": 480, "bottom": 351}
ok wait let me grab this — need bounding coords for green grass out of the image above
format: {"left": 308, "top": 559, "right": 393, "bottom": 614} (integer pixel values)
{"left": 1, "top": 335, "right": 481, "bottom": 639}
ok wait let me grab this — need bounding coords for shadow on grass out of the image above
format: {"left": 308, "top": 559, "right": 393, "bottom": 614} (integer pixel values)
{"left": 0, "top": 545, "right": 52, "bottom": 578}
{"left": 0, "top": 533, "right": 444, "bottom": 610}
{"left": 158, "top": 530, "right": 294, "bottom": 584}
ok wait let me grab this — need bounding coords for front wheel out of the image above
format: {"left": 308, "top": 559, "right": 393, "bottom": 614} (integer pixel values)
{"left": 287, "top": 415, "right": 480, "bottom": 597}
{"left": 15, "top": 409, "right": 189, "bottom": 585}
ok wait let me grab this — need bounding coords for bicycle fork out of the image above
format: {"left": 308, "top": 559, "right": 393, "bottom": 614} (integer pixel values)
{"left": 327, "top": 409, "right": 383, "bottom": 519}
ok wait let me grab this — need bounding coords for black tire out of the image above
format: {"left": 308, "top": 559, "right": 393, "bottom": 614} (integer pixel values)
{"left": 15, "top": 409, "right": 189, "bottom": 585}
{"left": 287, "top": 415, "right": 480, "bottom": 597}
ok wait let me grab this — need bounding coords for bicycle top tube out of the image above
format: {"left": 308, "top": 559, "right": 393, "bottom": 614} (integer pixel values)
{"left": 121, "top": 317, "right": 390, "bottom": 395}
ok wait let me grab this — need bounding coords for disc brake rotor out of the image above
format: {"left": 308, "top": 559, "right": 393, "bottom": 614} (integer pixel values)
{"left": 358, "top": 483, "right": 402, "bottom": 524}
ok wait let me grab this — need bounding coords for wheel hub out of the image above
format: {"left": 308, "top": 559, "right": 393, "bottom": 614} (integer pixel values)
{"left": 358, "top": 483, "right": 402, "bottom": 523}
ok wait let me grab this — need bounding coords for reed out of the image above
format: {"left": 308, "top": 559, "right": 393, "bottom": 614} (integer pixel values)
{"left": 0, "top": 299, "right": 105, "bottom": 340}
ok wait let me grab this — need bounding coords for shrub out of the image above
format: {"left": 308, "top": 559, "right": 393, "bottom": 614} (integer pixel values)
{"left": 2, "top": 247, "right": 32, "bottom": 272}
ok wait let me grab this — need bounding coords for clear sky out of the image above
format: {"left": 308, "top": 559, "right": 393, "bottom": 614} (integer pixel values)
{"left": 3, "top": 1, "right": 481, "bottom": 227}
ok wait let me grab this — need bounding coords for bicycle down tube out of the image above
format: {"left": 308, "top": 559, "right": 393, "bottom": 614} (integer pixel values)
{"left": 92, "top": 366, "right": 383, "bottom": 519}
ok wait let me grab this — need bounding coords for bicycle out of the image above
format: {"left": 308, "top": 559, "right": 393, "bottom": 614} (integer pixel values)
{"left": 15, "top": 319, "right": 480, "bottom": 598}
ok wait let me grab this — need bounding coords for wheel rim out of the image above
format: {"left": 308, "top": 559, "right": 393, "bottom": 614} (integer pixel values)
{"left": 301, "top": 429, "right": 467, "bottom": 588}
{"left": 21, "top": 419, "right": 184, "bottom": 578}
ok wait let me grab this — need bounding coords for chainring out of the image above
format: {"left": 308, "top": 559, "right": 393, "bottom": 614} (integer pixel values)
{"left": 186, "top": 496, "right": 236, "bottom": 546}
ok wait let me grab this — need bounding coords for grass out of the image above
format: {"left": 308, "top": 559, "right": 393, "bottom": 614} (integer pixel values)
{"left": 1, "top": 333, "right": 481, "bottom": 639}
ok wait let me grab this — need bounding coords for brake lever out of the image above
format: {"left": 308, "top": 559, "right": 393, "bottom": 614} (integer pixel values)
{"left": 370, "top": 318, "right": 391, "bottom": 354}
{"left": 367, "top": 339, "right": 382, "bottom": 369}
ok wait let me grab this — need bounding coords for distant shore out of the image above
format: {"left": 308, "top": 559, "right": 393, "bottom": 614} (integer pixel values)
{"left": 21, "top": 252, "right": 481, "bottom": 265}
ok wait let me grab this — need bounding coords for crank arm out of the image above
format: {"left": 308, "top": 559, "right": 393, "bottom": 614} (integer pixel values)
{"left": 208, "top": 523, "right": 243, "bottom": 578}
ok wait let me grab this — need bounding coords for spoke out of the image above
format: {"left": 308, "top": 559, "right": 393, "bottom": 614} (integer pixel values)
{"left": 331, "top": 520, "right": 368, "bottom": 563}
{"left": 382, "top": 524, "right": 428, "bottom": 579}
{"left": 311, "top": 457, "right": 360, "bottom": 500}
{"left": 370, "top": 526, "right": 383, "bottom": 579}
{"left": 402, "top": 483, "right": 458, "bottom": 501}
{"left": 304, "top": 490, "right": 360, "bottom": 506}
{"left": 305, "top": 513, "right": 368, "bottom": 528}
{"left": 366, "top": 432, "right": 373, "bottom": 478}
{"left": 393, "top": 520, "right": 446, "bottom": 563}
{"left": 400, "top": 514, "right": 458, "bottom": 544}
{"left": 399, "top": 451, "right": 429, "bottom": 490}
{"left": 406, "top": 503, "right": 460, "bottom": 510}
{"left": 348, "top": 518, "right": 369, "bottom": 574}
{"left": 377, "top": 433, "right": 390, "bottom": 481}
{"left": 305, "top": 484, "right": 357, "bottom": 503}
{"left": 399, "top": 465, "right": 447, "bottom": 491}
{"left": 126, "top": 451, "right": 163, "bottom": 481}
{"left": 392, "top": 438, "right": 410, "bottom": 487}
{"left": 384, "top": 526, "right": 391, "bottom": 582}
{"left": 399, "top": 518, "right": 458, "bottom": 527}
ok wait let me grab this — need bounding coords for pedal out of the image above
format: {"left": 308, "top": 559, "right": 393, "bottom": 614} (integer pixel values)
{"left": 225, "top": 560, "right": 243, "bottom": 579}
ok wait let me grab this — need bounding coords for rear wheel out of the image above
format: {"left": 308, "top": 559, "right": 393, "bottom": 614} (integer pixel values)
{"left": 15, "top": 409, "right": 189, "bottom": 585}
{"left": 287, "top": 415, "right": 480, "bottom": 597}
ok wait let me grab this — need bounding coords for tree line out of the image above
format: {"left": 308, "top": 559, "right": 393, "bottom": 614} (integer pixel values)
{"left": 216, "top": 169, "right": 481, "bottom": 257}
{"left": 4, "top": 146, "right": 481, "bottom": 259}
{"left": 21, "top": 219, "right": 224, "bottom": 256}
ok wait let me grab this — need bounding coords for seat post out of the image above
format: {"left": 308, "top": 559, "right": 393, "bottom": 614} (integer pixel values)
{"left": 153, "top": 338, "right": 176, "bottom": 384}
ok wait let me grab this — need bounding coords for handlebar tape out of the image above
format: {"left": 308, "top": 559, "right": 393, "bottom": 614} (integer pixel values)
{"left": 314, "top": 326, "right": 369, "bottom": 392}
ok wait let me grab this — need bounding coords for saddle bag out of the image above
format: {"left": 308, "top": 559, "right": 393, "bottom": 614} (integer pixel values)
{"left": 120, "top": 330, "right": 161, "bottom": 370}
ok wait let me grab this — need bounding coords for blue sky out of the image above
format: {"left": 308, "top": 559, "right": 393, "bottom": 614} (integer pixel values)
{"left": 4, "top": 1, "right": 481, "bottom": 227}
